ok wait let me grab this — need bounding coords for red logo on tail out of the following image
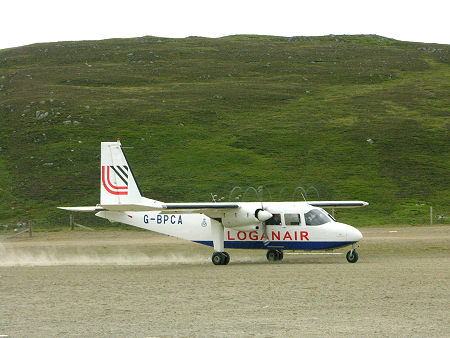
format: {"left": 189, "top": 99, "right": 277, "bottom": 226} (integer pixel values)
{"left": 102, "top": 165, "right": 128, "bottom": 195}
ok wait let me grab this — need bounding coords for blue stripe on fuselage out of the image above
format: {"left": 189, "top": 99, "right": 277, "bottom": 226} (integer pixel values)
{"left": 193, "top": 241, "right": 355, "bottom": 250}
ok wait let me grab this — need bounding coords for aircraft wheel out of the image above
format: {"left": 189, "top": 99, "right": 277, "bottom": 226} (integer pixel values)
{"left": 276, "top": 249, "right": 284, "bottom": 261}
{"left": 346, "top": 250, "right": 359, "bottom": 263}
{"left": 212, "top": 252, "right": 230, "bottom": 265}
{"left": 212, "top": 252, "right": 225, "bottom": 265}
{"left": 223, "top": 252, "right": 230, "bottom": 265}
{"left": 266, "top": 249, "right": 280, "bottom": 262}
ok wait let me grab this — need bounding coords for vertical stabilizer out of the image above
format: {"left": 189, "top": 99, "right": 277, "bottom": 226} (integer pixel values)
{"left": 100, "top": 140, "right": 143, "bottom": 206}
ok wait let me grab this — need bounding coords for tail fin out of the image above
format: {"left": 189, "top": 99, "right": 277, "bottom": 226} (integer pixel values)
{"left": 100, "top": 140, "right": 143, "bottom": 206}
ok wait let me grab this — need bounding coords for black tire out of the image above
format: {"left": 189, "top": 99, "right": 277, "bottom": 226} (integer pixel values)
{"left": 276, "top": 250, "right": 284, "bottom": 261}
{"left": 346, "top": 250, "right": 359, "bottom": 263}
{"left": 266, "top": 249, "right": 279, "bottom": 262}
{"left": 212, "top": 252, "right": 224, "bottom": 265}
{"left": 223, "top": 252, "right": 230, "bottom": 265}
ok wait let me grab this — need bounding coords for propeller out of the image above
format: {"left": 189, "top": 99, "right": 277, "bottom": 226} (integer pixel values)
{"left": 256, "top": 187, "right": 272, "bottom": 246}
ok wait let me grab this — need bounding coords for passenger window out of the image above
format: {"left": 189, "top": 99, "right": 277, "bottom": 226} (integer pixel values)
{"left": 265, "top": 214, "right": 281, "bottom": 225}
{"left": 284, "top": 213, "right": 300, "bottom": 226}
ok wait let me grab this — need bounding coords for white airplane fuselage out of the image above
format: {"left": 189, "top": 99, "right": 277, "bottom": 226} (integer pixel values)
{"left": 96, "top": 202, "right": 362, "bottom": 251}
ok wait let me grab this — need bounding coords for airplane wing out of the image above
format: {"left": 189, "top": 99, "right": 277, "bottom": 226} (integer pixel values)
{"left": 59, "top": 202, "right": 239, "bottom": 219}
{"left": 163, "top": 203, "right": 239, "bottom": 210}
{"left": 308, "top": 201, "right": 369, "bottom": 208}
{"left": 158, "top": 203, "right": 239, "bottom": 218}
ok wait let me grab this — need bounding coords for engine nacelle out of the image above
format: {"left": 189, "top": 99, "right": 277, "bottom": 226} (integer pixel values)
{"left": 222, "top": 206, "right": 272, "bottom": 228}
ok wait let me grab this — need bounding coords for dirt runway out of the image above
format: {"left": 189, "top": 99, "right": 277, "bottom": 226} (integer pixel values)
{"left": 1, "top": 226, "right": 449, "bottom": 337}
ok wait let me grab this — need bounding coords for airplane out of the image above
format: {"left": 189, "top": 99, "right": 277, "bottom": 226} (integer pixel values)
{"left": 58, "top": 140, "right": 367, "bottom": 265}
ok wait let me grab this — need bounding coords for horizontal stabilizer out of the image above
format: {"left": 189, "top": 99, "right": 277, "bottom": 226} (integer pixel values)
{"left": 308, "top": 201, "right": 369, "bottom": 208}
{"left": 58, "top": 202, "right": 165, "bottom": 212}
{"left": 99, "top": 203, "right": 165, "bottom": 211}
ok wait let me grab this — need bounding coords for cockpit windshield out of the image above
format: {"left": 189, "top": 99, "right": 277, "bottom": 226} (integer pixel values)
{"left": 304, "top": 209, "right": 332, "bottom": 226}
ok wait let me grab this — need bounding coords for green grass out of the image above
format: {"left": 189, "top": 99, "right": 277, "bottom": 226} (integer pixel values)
{"left": 0, "top": 34, "right": 448, "bottom": 229}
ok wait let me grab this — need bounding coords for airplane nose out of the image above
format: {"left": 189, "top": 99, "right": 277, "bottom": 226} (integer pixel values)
{"left": 347, "top": 227, "right": 363, "bottom": 242}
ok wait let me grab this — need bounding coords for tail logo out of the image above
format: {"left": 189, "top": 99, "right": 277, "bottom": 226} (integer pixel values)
{"left": 102, "top": 165, "right": 129, "bottom": 195}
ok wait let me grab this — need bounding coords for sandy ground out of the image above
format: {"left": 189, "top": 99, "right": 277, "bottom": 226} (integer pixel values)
{"left": 0, "top": 226, "right": 449, "bottom": 337}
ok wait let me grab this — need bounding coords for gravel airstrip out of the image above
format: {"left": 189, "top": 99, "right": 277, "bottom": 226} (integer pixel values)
{"left": 1, "top": 226, "right": 448, "bottom": 337}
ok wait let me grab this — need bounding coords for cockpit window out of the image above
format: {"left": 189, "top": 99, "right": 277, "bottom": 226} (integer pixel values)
{"left": 304, "top": 209, "right": 332, "bottom": 226}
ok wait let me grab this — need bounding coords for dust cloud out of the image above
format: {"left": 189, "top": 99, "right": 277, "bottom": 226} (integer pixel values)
{"left": 0, "top": 243, "right": 267, "bottom": 267}
{"left": 0, "top": 243, "right": 211, "bottom": 267}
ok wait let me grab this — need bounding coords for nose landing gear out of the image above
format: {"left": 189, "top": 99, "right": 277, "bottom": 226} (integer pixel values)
{"left": 346, "top": 243, "right": 360, "bottom": 263}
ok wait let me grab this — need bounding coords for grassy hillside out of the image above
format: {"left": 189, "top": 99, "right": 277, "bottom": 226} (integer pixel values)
{"left": 0, "top": 34, "right": 448, "bottom": 229}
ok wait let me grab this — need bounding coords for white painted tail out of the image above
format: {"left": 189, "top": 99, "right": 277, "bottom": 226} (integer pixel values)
{"left": 100, "top": 140, "right": 143, "bottom": 206}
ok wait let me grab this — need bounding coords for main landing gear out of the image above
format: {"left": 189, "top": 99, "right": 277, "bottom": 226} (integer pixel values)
{"left": 346, "top": 243, "right": 359, "bottom": 263}
{"left": 212, "top": 252, "right": 230, "bottom": 265}
{"left": 266, "top": 249, "right": 284, "bottom": 262}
